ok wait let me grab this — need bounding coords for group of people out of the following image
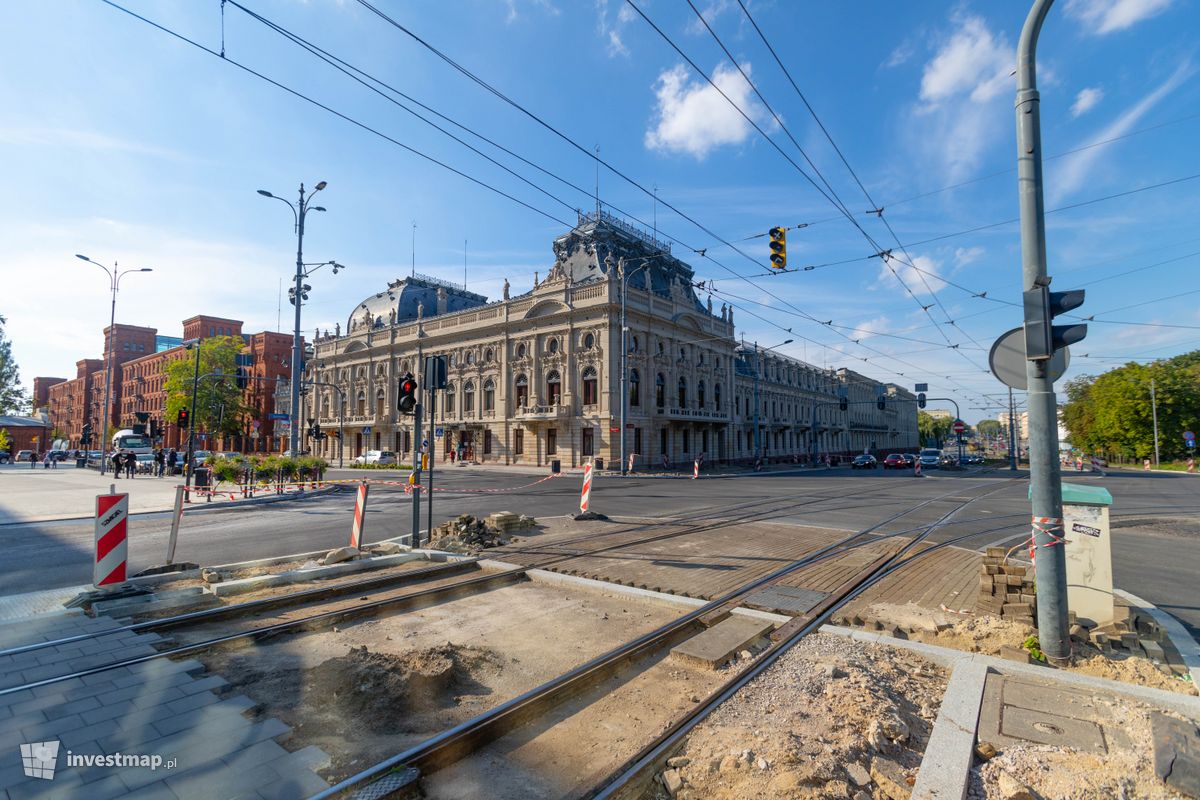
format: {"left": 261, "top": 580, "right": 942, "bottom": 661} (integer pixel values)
{"left": 110, "top": 448, "right": 179, "bottom": 479}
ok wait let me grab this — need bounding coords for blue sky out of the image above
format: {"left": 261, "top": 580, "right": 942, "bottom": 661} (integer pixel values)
{"left": 3, "top": 0, "right": 1198, "bottom": 423}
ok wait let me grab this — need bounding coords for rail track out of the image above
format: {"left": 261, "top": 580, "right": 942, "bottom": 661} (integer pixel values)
{"left": 310, "top": 477, "right": 1023, "bottom": 800}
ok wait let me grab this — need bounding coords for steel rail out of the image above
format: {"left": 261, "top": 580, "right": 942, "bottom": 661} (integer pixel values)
{"left": 310, "top": 479, "right": 1016, "bottom": 800}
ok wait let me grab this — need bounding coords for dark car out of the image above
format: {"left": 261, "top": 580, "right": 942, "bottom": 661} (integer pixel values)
{"left": 883, "top": 453, "right": 906, "bottom": 469}
{"left": 902, "top": 453, "right": 917, "bottom": 466}
{"left": 851, "top": 454, "right": 878, "bottom": 469}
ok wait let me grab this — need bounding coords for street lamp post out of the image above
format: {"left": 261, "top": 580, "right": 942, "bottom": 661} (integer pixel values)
{"left": 76, "top": 255, "right": 153, "bottom": 475}
{"left": 258, "top": 181, "right": 341, "bottom": 458}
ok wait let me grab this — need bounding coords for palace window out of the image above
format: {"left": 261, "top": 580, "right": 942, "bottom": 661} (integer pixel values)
{"left": 630, "top": 369, "right": 641, "bottom": 407}
{"left": 677, "top": 377, "right": 687, "bottom": 409}
{"left": 546, "top": 370, "right": 562, "bottom": 405}
{"left": 463, "top": 381, "right": 475, "bottom": 414}
{"left": 483, "top": 379, "right": 495, "bottom": 412}
{"left": 655, "top": 373, "right": 665, "bottom": 408}
{"left": 697, "top": 380, "right": 706, "bottom": 409}
{"left": 515, "top": 374, "right": 529, "bottom": 407}
{"left": 582, "top": 367, "right": 598, "bottom": 405}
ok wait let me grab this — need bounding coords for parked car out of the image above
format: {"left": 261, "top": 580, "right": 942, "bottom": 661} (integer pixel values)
{"left": 87, "top": 450, "right": 103, "bottom": 460}
{"left": 136, "top": 453, "right": 156, "bottom": 473}
{"left": 214, "top": 452, "right": 243, "bottom": 461}
{"left": 851, "top": 454, "right": 878, "bottom": 470}
{"left": 190, "top": 450, "right": 213, "bottom": 467}
{"left": 919, "top": 448, "right": 942, "bottom": 469}
{"left": 16, "top": 450, "right": 34, "bottom": 463}
{"left": 940, "top": 453, "right": 960, "bottom": 467}
{"left": 882, "top": 454, "right": 907, "bottom": 469}
{"left": 353, "top": 450, "right": 397, "bottom": 466}
{"left": 0, "top": 451, "right": 10, "bottom": 464}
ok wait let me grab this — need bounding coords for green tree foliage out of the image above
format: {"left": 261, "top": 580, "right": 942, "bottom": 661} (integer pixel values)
{"left": 917, "top": 411, "right": 956, "bottom": 447}
{"left": 0, "top": 315, "right": 30, "bottom": 414}
{"left": 0, "top": 428, "right": 11, "bottom": 453}
{"left": 163, "top": 337, "right": 252, "bottom": 437}
{"left": 1061, "top": 351, "right": 1200, "bottom": 460}
{"left": 976, "top": 419, "right": 1002, "bottom": 439}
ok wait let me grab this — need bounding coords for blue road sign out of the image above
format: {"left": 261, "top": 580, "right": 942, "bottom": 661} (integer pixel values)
{"left": 1184, "top": 430, "right": 1195, "bottom": 441}
{"left": 435, "top": 427, "right": 445, "bottom": 438}
{"left": 268, "top": 413, "right": 288, "bottom": 420}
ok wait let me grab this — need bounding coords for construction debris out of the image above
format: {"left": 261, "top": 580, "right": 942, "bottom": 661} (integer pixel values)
{"left": 429, "top": 513, "right": 536, "bottom": 553}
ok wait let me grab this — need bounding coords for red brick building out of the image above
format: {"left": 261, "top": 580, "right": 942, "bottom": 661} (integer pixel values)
{"left": 32, "top": 377, "right": 66, "bottom": 413}
{"left": 42, "top": 315, "right": 299, "bottom": 453}
{"left": 0, "top": 415, "right": 52, "bottom": 457}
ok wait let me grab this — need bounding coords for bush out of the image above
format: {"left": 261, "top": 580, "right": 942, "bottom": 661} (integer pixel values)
{"left": 209, "top": 460, "right": 241, "bottom": 485}
{"left": 349, "top": 462, "right": 413, "bottom": 470}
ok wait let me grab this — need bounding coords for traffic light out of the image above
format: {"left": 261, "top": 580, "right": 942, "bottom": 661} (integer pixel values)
{"left": 235, "top": 367, "right": 248, "bottom": 390}
{"left": 838, "top": 396, "right": 848, "bottom": 411}
{"left": 81, "top": 423, "right": 92, "bottom": 446}
{"left": 309, "top": 420, "right": 322, "bottom": 440}
{"left": 398, "top": 373, "right": 418, "bottom": 415}
{"left": 287, "top": 284, "right": 312, "bottom": 306}
{"left": 177, "top": 408, "right": 190, "bottom": 429}
{"left": 768, "top": 227, "right": 787, "bottom": 270}
{"left": 917, "top": 392, "right": 926, "bottom": 409}
{"left": 877, "top": 396, "right": 887, "bottom": 411}
{"left": 1023, "top": 285, "right": 1086, "bottom": 361}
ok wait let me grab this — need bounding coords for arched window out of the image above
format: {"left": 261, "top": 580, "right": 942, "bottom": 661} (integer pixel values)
{"left": 485, "top": 348, "right": 494, "bottom": 363}
{"left": 517, "top": 342, "right": 527, "bottom": 358}
{"left": 655, "top": 373, "right": 665, "bottom": 408}
{"left": 356, "top": 391, "right": 366, "bottom": 415}
{"left": 630, "top": 369, "right": 641, "bottom": 407}
{"left": 514, "top": 374, "right": 529, "bottom": 407}
{"left": 375, "top": 388, "right": 385, "bottom": 417}
{"left": 677, "top": 377, "right": 687, "bottom": 409}
{"left": 463, "top": 381, "right": 475, "bottom": 414}
{"left": 547, "top": 338, "right": 559, "bottom": 354}
{"left": 582, "top": 366, "right": 598, "bottom": 405}
{"left": 697, "top": 380, "right": 706, "bottom": 409}
{"left": 444, "top": 383, "right": 456, "bottom": 415}
{"left": 631, "top": 335, "right": 640, "bottom": 353}
{"left": 547, "top": 370, "right": 562, "bottom": 404}
{"left": 583, "top": 333, "right": 595, "bottom": 349}
{"left": 401, "top": 361, "right": 411, "bottom": 374}
{"left": 466, "top": 351, "right": 476, "bottom": 365}
{"left": 714, "top": 383, "right": 722, "bottom": 411}
{"left": 483, "top": 379, "right": 495, "bottom": 412}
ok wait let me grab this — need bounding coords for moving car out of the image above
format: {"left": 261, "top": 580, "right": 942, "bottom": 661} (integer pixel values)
{"left": 902, "top": 454, "right": 917, "bottom": 467}
{"left": 353, "top": 450, "right": 397, "bottom": 466}
{"left": 851, "top": 454, "right": 878, "bottom": 469}
{"left": 882, "top": 454, "right": 907, "bottom": 469}
{"left": 191, "top": 450, "right": 213, "bottom": 467}
{"left": 919, "top": 449, "right": 942, "bottom": 469}
{"left": 940, "top": 453, "right": 960, "bottom": 467}
{"left": 0, "top": 451, "right": 10, "bottom": 464}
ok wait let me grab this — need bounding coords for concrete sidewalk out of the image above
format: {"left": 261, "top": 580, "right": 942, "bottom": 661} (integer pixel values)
{"left": 0, "top": 467, "right": 327, "bottom": 525}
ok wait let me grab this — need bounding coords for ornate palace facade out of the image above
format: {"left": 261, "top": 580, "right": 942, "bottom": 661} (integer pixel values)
{"left": 305, "top": 212, "right": 918, "bottom": 467}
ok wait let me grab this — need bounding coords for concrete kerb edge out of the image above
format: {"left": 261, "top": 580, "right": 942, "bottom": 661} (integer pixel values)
{"left": 1114, "top": 587, "right": 1200, "bottom": 684}
{"left": 909, "top": 661, "right": 989, "bottom": 800}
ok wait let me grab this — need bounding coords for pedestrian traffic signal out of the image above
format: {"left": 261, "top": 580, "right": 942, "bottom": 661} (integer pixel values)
{"left": 1023, "top": 284, "right": 1086, "bottom": 361}
{"left": 768, "top": 227, "right": 787, "bottom": 270}
{"left": 917, "top": 392, "right": 926, "bottom": 409}
{"left": 81, "top": 423, "right": 92, "bottom": 443}
{"left": 177, "top": 408, "right": 190, "bottom": 429}
{"left": 398, "top": 373, "right": 418, "bottom": 415}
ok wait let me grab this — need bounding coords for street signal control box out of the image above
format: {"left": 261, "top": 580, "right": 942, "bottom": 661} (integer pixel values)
{"left": 398, "top": 373, "right": 418, "bottom": 415}
{"left": 176, "top": 409, "right": 190, "bottom": 429}
{"left": 768, "top": 227, "right": 787, "bottom": 270}
{"left": 1023, "top": 285, "right": 1087, "bottom": 361}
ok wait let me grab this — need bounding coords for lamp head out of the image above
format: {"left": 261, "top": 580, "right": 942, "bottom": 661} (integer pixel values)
{"left": 312, "top": 206, "right": 326, "bottom": 212}
{"left": 139, "top": 268, "right": 153, "bottom": 273}
{"left": 314, "top": 181, "right": 327, "bottom": 191}
{"left": 257, "top": 189, "right": 274, "bottom": 198}
{"left": 75, "top": 254, "right": 92, "bottom": 263}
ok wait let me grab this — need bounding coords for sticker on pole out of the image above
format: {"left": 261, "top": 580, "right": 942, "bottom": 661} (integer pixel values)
{"left": 94, "top": 492, "right": 129, "bottom": 588}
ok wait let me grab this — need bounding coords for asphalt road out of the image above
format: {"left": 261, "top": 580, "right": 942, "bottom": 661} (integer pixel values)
{"left": 2, "top": 464, "right": 1196, "bottom": 639}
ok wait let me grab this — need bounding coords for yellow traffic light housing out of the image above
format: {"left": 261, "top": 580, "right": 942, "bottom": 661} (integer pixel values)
{"left": 768, "top": 226, "right": 787, "bottom": 269}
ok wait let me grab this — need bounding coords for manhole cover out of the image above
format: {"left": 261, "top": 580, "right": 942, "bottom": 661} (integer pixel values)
{"left": 1001, "top": 705, "right": 1107, "bottom": 753}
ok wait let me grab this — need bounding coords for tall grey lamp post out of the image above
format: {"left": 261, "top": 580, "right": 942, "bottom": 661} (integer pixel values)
{"left": 75, "top": 255, "right": 153, "bottom": 475}
{"left": 753, "top": 339, "right": 793, "bottom": 461}
{"left": 257, "top": 182, "right": 342, "bottom": 457}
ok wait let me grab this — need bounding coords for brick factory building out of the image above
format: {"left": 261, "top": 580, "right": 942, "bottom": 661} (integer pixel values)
{"left": 41, "top": 315, "right": 298, "bottom": 453}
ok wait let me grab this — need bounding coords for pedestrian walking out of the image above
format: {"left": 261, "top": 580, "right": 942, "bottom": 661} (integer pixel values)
{"left": 1188, "top": 458, "right": 1196, "bottom": 474}
{"left": 111, "top": 450, "right": 123, "bottom": 478}
{"left": 125, "top": 451, "right": 137, "bottom": 479}
{"left": 155, "top": 448, "right": 166, "bottom": 478}
{"left": 167, "top": 449, "right": 178, "bottom": 476}
{"left": 42, "top": 452, "right": 50, "bottom": 470}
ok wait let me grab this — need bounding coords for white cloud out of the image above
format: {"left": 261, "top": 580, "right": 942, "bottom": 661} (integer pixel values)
{"left": 1065, "top": 0, "right": 1174, "bottom": 35}
{"left": 645, "top": 62, "right": 771, "bottom": 159}
{"left": 1070, "top": 86, "right": 1104, "bottom": 117}
{"left": 1050, "top": 59, "right": 1193, "bottom": 202}
{"left": 954, "top": 246, "right": 985, "bottom": 267}
{"left": 919, "top": 16, "right": 1012, "bottom": 105}
{"left": 686, "top": 0, "right": 733, "bottom": 35}
{"left": 596, "top": 0, "right": 631, "bottom": 58}
{"left": 883, "top": 40, "right": 916, "bottom": 69}
{"left": 0, "top": 127, "right": 192, "bottom": 162}
{"left": 505, "top": 0, "right": 559, "bottom": 25}
{"left": 850, "top": 315, "right": 891, "bottom": 342}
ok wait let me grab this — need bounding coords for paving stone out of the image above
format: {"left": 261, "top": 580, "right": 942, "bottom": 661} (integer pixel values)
{"left": 59, "top": 718, "right": 122, "bottom": 748}
{"left": 166, "top": 762, "right": 282, "bottom": 800}
{"left": 1150, "top": 712, "right": 1200, "bottom": 798}
{"left": 252, "top": 769, "right": 332, "bottom": 800}
{"left": 42, "top": 696, "right": 102, "bottom": 721}
{"left": 119, "top": 781, "right": 182, "bottom": 800}
{"left": 20, "top": 711, "right": 87, "bottom": 740}
{"left": 165, "top": 689, "right": 225, "bottom": 715}
{"left": 268, "top": 744, "right": 331, "bottom": 774}
{"left": 670, "top": 615, "right": 774, "bottom": 669}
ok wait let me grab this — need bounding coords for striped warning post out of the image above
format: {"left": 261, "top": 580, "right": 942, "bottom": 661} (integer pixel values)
{"left": 349, "top": 481, "right": 370, "bottom": 549}
{"left": 914, "top": 460, "right": 922, "bottom": 477}
{"left": 94, "top": 492, "right": 129, "bottom": 588}
{"left": 627, "top": 453, "right": 636, "bottom": 473}
{"left": 579, "top": 463, "right": 594, "bottom": 513}
{"left": 692, "top": 460, "right": 699, "bottom": 480}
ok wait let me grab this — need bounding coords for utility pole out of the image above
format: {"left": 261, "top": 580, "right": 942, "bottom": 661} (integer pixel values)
{"left": 1150, "top": 378, "right": 1161, "bottom": 466}
{"left": 1016, "top": 0, "right": 1070, "bottom": 664}
{"left": 1008, "top": 387, "right": 1018, "bottom": 471}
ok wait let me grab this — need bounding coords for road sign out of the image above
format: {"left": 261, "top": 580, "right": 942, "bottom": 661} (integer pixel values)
{"left": 989, "top": 327, "right": 1069, "bottom": 390}
{"left": 914, "top": 383, "right": 928, "bottom": 393}
{"left": 435, "top": 427, "right": 445, "bottom": 438}
{"left": 268, "top": 413, "right": 288, "bottom": 420}
{"left": 609, "top": 427, "right": 620, "bottom": 433}
{"left": 362, "top": 427, "right": 372, "bottom": 435}
{"left": 1185, "top": 431, "right": 1195, "bottom": 441}
{"left": 952, "top": 420, "right": 966, "bottom": 434}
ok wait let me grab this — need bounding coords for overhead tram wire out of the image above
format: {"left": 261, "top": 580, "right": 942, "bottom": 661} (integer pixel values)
{"left": 94, "top": 0, "right": 574, "bottom": 231}
{"left": 349, "top": 0, "right": 993, "bottom": 383}
{"left": 651, "top": 0, "right": 990, "bottom": 377}
{"left": 727, "top": 0, "right": 993, "bottom": 360}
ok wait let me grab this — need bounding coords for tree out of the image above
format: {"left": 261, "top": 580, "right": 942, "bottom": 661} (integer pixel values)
{"left": 917, "top": 411, "right": 955, "bottom": 447}
{"left": 0, "top": 315, "right": 29, "bottom": 414}
{"left": 0, "top": 428, "right": 10, "bottom": 454}
{"left": 976, "top": 419, "right": 1002, "bottom": 438}
{"left": 163, "top": 337, "right": 252, "bottom": 439}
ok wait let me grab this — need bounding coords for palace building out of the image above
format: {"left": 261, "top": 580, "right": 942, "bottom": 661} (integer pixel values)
{"left": 305, "top": 212, "right": 918, "bottom": 468}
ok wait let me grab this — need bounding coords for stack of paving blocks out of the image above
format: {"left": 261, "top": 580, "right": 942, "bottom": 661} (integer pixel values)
{"left": 487, "top": 511, "right": 536, "bottom": 534}
{"left": 976, "top": 548, "right": 1036, "bottom": 625}
{"left": 1081, "top": 605, "right": 1180, "bottom": 673}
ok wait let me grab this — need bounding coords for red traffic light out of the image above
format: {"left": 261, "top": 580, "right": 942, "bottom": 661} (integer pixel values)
{"left": 398, "top": 373, "right": 418, "bottom": 415}
{"left": 177, "top": 408, "right": 190, "bottom": 429}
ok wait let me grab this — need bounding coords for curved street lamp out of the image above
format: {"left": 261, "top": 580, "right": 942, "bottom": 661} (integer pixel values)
{"left": 76, "top": 255, "right": 153, "bottom": 474}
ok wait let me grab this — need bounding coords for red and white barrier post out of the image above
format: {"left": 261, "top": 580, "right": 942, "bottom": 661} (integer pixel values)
{"left": 914, "top": 459, "right": 922, "bottom": 478}
{"left": 627, "top": 453, "right": 636, "bottom": 473}
{"left": 349, "top": 481, "right": 370, "bottom": 549}
{"left": 94, "top": 487, "right": 129, "bottom": 588}
{"left": 580, "top": 463, "right": 594, "bottom": 513}
{"left": 692, "top": 459, "right": 700, "bottom": 479}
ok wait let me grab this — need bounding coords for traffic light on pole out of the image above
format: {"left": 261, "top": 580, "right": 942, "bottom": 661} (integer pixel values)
{"left": 877, "top": 396, "right": 887, "bottom": 411}
{"left": 1023, "top": 284, "right": 1086, "bottom": 361}
{"left": 917, "top": 393, "right": 926, "bottom": 409}
{"left": 177, "top": 408, "right": 190, "bottom": 429}
{"left": 838, "top": 396, "right": 848, "bottom": 411}
{"left": 768, "top": 227, "right": 787, "bottom": 270}
{"left": 235, "top": 367, "right": 248, "bottom": 390}
{"left": 81, "top": 423, "right": 92, "bottom": 446}
{"left": 398, "top": 373, "right": 418, "bottom": 416}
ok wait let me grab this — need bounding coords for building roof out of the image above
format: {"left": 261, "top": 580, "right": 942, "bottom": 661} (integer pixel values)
{"left": 0, "top": 415, "right": 49, "bottom": 428}
{"left": 348, "top": 274, "right": 489, "bottom": 331}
